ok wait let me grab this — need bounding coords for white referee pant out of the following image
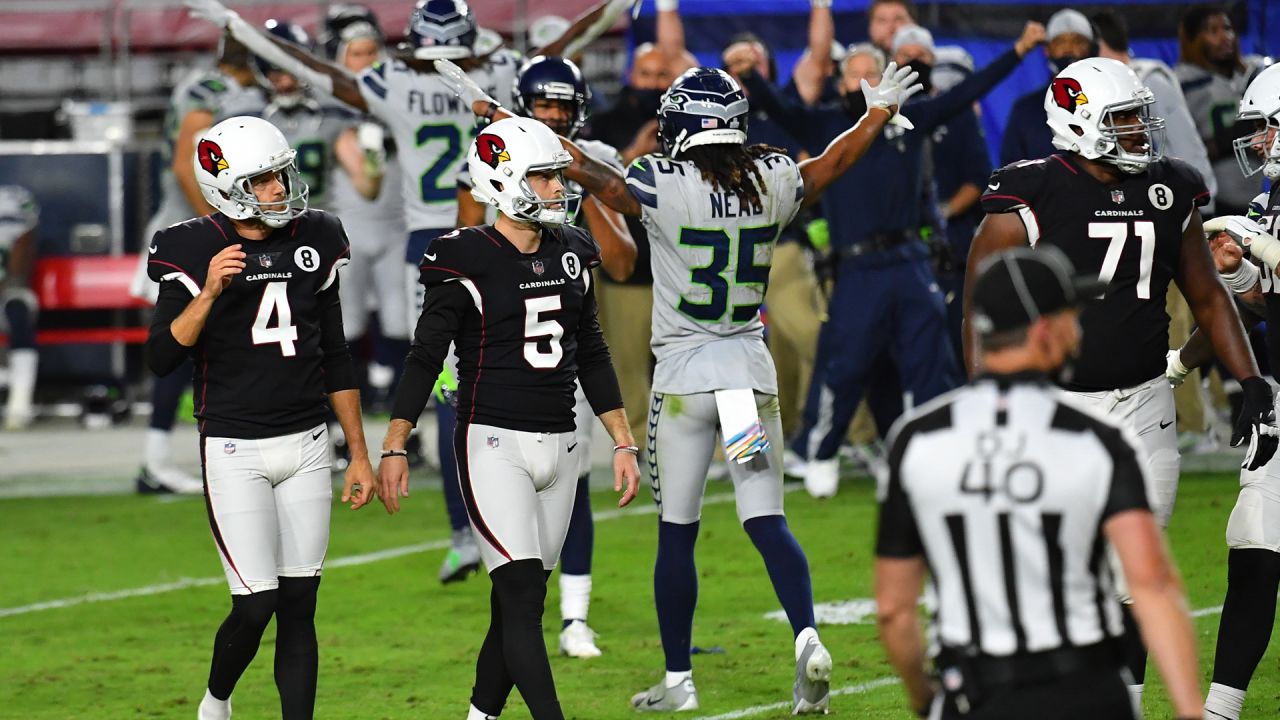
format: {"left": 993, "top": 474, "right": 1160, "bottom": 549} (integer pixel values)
{"left": 454, "top": 422, "right": 582, "bottom": 573}
{"left": 201, "top": 424, "right": 332, "bottom": 595}
{"left": 1228, "top": 384, "right": 1280, "bottom": 552}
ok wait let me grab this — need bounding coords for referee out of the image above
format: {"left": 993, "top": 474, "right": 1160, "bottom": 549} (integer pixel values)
{"left": 874, "top": 247, "right": 1203, "bottom": 720}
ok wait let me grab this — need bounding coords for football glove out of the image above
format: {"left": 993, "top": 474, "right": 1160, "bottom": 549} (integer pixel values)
{"left": 1232, "top": 376, "right": 1279, "bottom": 471}
{"left": 432, "top": 366, "right": 458, "bottom": 407}
{"left": 861, "top": 61, "right": 923, "bottom": 130}
{"left": 356, "top": 122, "right": 386, "bottom": 178}
{"left": 184, "top": 0, "right": 237, "bottom": 28}
{"left": 1204, "top": 215, "right": 1280, "bottom": 272}
{"left": 433, "top": 59, "right": 499, "bottom": 114}
{"left": 1165, "top": 349, "right": 1190, "bottom": 388}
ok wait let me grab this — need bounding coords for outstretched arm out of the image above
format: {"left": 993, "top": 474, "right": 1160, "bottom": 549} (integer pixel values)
{"left": 556, "top": 0, "right": 639, "bottom": 59}
{"left": 563, "top": 140, "right": 642, "bottom": 217}
{"left": 791, "top": 0, "right": 835, "bottom": 105}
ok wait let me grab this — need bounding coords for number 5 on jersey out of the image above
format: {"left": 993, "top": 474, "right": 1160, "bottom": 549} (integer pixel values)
{"left": 253, "top": 282, "right": 298, "bottom": 356}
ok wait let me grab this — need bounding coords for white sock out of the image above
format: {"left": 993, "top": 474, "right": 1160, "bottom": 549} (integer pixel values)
{"left": 144, "top": 428, "right": 173, "bottom": 469}
{"left": 665, "top": 670, "right": 692, "bottom": 688}
{"left": 5, "top": 348, "right": 36, "bottom": 416}
{"left": 198, "top": 689, "right": 231, "bottom": 720}
{"left": 560, "top": 573, "right": 592, "bottom": 623}
{"left": 1126, "top": 683, "right": 1144, "bottom": 715}
{"left": 1205, "top": 682, "right": 1246, "bottom": 719}
{"left": 795, "top": 626, "right": 819, "bottom": 660}
{"left": 467, "top": 703, "right": 496, "bottom": 720}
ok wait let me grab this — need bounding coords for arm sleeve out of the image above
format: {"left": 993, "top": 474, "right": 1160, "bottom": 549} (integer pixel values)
{"left": 875, "top": 426, "right": 925, "bottom": 558}
{"left": 145, "top": 282, "right": 196, "bottom": 377}
{"left": 625, "top": 157, "right": 660, "bottom": 210}
{"left": 575, "top": 279, "right": 624, "bottom": 415}
{"left": 390, "top": 280, "right": 471, "bottom": 424}
{"left": 914, "top": 48, "right": 1022, "bottom": 131}
{"left": 317, "top": 280, "right": 357, "bottom": 394}
{"left": 1097, "top": 424, "right": 1151, "bottom": 519}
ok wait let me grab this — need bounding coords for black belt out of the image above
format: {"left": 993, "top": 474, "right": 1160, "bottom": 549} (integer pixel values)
{"left": 839, "top": 230, "right": 916, "bottom": 258}
{"left": 945, "top": 640, "right": 1122, "bottom": 689}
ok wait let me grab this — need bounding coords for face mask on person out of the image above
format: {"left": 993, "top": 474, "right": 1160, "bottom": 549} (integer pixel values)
{"left": 1048, "top": 54, "right": 1084, "bottom": 75}
{"left": 842, "top": 89, "right": 869, "bottom": 118}
{"left": 904, "top": 59, "right": 933, "bottom": 95}
{"left": 628, "top": 87, "right": 665, "bottom": 115}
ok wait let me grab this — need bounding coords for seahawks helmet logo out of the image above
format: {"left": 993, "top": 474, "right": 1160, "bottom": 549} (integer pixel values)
{"left": 1050, "top": 77, "right": 1089, "bottom": 113}
{"left": 197, "top": 139, "right": 229, "bottom": 176}
{"left": 475, "top": 133, "right": 510, "bottom": 168}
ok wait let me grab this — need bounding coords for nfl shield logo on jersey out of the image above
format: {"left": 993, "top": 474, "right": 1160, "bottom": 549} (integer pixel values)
{"left": 1111, "top": 189, "right": 1125, "bottom": 204}
{"left": 223, "top": 442, "right": 236, "bottom": 455}
{"left": 487, "top": 435, "right": 500, "bottom": 449}
{"left": 531, "top": 259, "right": 545, "bottom": 276}
{"left": 256, "top": 253, "right": 278, "bottom": 268}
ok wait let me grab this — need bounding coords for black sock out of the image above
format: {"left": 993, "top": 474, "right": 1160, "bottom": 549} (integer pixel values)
{"left": 1121, "top": 603, "right": 1147, "bottom": 685}
{"left": 471, "top": 583, "right": 514, "bottom": 716}
{"left": 207, "top": 590, "right": 278, "bottom": 700}
{"left": 1212, "top": 548, "right": 1280, "bottom": 690}
{"left": 274, "top": 577, "right": 321, "bottom": 720}
{"left": 488, "top": 559, "right": 564, "bottom": 720}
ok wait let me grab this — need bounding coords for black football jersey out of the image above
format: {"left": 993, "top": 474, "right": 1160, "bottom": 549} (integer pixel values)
{"left": 147, "top": 211, "right": 354, "bottom": 438}
{"left": 391, "top": 223, "right": 618, "bottom": 433}
{"left": 982, "top": 154, "right": 1210, "bottom": 391}
{"left": 1249, "top": 186, "right": 1280, "bottom": 381}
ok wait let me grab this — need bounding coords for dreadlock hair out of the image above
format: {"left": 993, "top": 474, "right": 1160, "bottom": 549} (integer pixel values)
{"left": 681, "top": 143, "right": 788, "bottom": 212}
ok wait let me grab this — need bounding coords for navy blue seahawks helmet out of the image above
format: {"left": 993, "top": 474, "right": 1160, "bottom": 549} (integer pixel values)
{"left": 405, "top": 0, "right": 477, "bottom": 60}
{"left": 252, "top": 20, "right": 313, "bottom": 106}
{"left": 319, "top": 4, "right": 384, "bottom": 62}
{"left": 657, "top": 68, "right": 749, "bottom": 158}
{"left": 513, "top": 56, "right": 591, "bottom": 138}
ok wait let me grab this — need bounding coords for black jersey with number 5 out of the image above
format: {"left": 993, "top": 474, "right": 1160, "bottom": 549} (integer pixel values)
{"left": 981, "top": 154, "right": 1210, "bottom": 391}
{"left": 391, "top": 223, "right": 622, "bottom": 433}
{"left": 146, "top": 211, "right": 354, "bottom": 438}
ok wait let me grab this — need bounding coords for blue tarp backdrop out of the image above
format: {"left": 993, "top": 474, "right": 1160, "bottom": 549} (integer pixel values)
{"left": 630, "top": 0, "right": 1276, "bottom": 165}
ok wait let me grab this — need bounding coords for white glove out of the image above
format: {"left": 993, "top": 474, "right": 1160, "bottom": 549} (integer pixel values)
{"left": 861, "top": 61, "right": 924, "bottom": 130}
{"left": 357, "top": 122, "right": 386, "bottom": 177}
{"left": 184, "top": 0, "right": 237, "bottom": 29}
{"left": 1166, "top": 349, "right": 1190, "bottom": 388}
{"left": 433, "top": 59, "right": 498, "bottom": 112}
{"left": 1205, "top": 215, "right": 1280, "bottom": 272}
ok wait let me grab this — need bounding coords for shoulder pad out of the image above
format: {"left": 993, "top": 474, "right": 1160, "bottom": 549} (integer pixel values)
{"left": 301, "top": 211, "right": 352, "bottom": 292}
{"left": 418, "top": 227, "right": 495, "bottom": 286}
{"left": 557, "top": 224, "right": 602, "bottom": 269}
{"left": 1152, "top": 157, "right": 1211, "bottom": 209}
{"left": 625, "top": 156, "right": 659, "bottom": 208}
{"left": 980, "top": 158, "right": 1050, "bottom": 214}
{"left": 146, "top": 216, "right": 227, "bottom": 296}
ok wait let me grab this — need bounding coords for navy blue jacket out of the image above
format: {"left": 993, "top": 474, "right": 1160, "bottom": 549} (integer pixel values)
{"left": 932, "top": 104, "right": 991, "bottom": 260}
{"left": 998, "top": 86, "right": 1055, "bottom": 166}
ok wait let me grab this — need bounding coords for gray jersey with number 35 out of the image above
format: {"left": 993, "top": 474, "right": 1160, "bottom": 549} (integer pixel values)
{"left": 625, "top": 150, "right": 804, "bottom": 395}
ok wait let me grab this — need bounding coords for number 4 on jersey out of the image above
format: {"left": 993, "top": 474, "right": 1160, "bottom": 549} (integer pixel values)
{"left": 252, "top": 282, "right": 298, "bottom": 356}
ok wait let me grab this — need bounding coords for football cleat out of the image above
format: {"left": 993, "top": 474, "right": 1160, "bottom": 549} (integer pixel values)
{"left": 793, "top": 635, "right": 832, "bottom": 714}
{"left": 804, "top": 458, "right": 839, "bottom": 498}
{"left": 197, "top": 690, "right": 231, "bottom": 720}
{"left": 136, "top": 465, "right": 204, "bottom": 495}
{"left": 559, "top": 619, "right": 603, "bottom": 658}
{"left": 631, "top": 677, "right": 699, "bottom": 712}
{"left": 439, "top": 528, "right": 481, "bottom": 584}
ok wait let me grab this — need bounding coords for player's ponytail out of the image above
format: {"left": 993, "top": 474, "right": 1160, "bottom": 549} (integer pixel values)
{"left": 682, "top": 143, "right": 786, "bottom": 212}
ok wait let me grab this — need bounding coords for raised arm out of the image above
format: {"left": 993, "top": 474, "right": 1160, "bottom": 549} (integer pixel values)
{"left": 791, "top": 0, "right": 836, "bottom": 105}
{"left": 185, "top": 0, "right": 367, "bottom": 112}
{"left": 333, "top": 127, "right": 383, "bottom": 201}
{"left": 555, "top": 0, "right": 639, "bottom": 59}
{"left": 564, "top": 140, "right": 643, "bottom": 217}
{"left": 911, "top": 21, "right": 1045, "bottom": 132}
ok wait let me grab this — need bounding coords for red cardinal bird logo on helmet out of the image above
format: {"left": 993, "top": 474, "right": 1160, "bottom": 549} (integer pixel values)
{"left": 475, "top": 133, "right": 511, "bottom": 169}
{"left": 197, "top": 139, "right": 229, "bottom": 176}
{"left": 1050, "top": 77, "right": 1089, "bottom": 113}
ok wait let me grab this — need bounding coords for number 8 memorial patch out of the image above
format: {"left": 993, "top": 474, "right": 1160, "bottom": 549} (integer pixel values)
{"left": 294, "top": 246, "right": 319, "bottom": 272}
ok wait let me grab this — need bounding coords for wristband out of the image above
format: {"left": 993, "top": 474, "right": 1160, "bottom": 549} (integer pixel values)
{"left": 482, "top": 101, "right": 500, "bottom": 121}
{"left": 380, "top": 449, "right": 408, "bottom": 459}
{"left": 1221, "top": 259, "right": 1260, "bottom": 294}
{"left": 614, "top": 444, "right": 640, "bottom": 455}
{"left": 656, "top": 0, "right": 678, "bottom": 11}
{"left": 811, "top": 0, "right": 833, "bottom": 7}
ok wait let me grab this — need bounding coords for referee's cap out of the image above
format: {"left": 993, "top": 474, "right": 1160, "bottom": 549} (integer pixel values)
{"left": 971, "top": 247, "right": 1104, "bottom": 335}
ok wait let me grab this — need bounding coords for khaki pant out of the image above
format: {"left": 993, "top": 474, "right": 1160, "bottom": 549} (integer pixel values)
{"left": 765, "top": 242, "right": 825, "bottom": 438}
{"left": 1166, "top": 285, "right": 1207, "bottom": 432}
{"left": 596, "top": 280, "right": 654, "bottom": 449}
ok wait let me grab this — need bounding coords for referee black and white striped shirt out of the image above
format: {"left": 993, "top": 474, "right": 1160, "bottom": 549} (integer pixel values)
{"left": 877, "top": 372, "right": 1150, "bottom": 656}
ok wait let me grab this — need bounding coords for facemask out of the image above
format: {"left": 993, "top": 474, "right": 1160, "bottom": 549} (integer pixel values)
{"left": 842, "top": 90, "right": 868, "bottom": 119}
{"left": 1048, "top": 55, "right": 1084, "bottom": 75}
{"left": 904, "top": 60, "right": 934, "bottom": 95}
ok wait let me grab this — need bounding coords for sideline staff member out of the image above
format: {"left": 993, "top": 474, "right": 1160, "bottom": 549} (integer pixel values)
{"left": 874, "top": 247, "right": 1203, "bottom": 719}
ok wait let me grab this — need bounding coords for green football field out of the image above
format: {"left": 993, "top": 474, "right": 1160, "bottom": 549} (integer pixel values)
{"left": 1, "top": 472, "right": 1277, "bottom": 719}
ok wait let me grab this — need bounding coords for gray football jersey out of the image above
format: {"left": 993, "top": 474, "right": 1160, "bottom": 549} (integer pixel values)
{"left": 1174, "top": 57, "right": 1266, "bottom": 211}
{"left": 626, "top": 150, "right": 805, "bottom": 395}
{"left": 152, "top": 68, "right": 246, "bottom": 228}
{"left": 0, "top": 185, "right": 37, "bottom": 283}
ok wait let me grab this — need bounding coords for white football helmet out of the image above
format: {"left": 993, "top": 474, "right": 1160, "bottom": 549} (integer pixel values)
{"left": 1045, "top": 58, "right": 1167, "bottom": 175}
{"left": 467, "top": 116, "right": 578, "bottom": 225}
{"left": 194, "top": 116, "right": 308, "bottom": 229}
{"left": 1234, "top": 63, "right": 1280, "bottom": 180}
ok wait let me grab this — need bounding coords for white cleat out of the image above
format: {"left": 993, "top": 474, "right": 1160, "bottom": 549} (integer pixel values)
{"left": 782, "top": 449, "right": 808, "bottom": 478}
{"left": 804, "top": 458, "right": 839, "bottom": 498}
{"left": 631, "top": 677, "right": 699, "bottom": 712}
{"left": 137, "top": 464, "right": 204, "bottom": 495}
{"left": 197, "top": 690, "right": 231, "bottom": 720}
{"left": 559, "top": 619, "right": 603, "bottom": 658}
{"left": 793, "top": 635, "right": 832, "bottom": 714}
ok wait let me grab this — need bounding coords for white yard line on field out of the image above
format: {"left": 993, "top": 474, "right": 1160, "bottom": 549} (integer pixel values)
{"left": 0, "top": 488, "right": 773, "bottom": 619}
{"left": 695, "top": 677, "right": 902, "bottom": 720}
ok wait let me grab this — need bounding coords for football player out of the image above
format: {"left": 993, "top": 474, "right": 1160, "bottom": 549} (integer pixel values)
{"left": 964, "top": 57, "right": 1277, "bottom": 709}
{"left": 1164, "top": 62, "right": 1280, "bottom": 720}
{"left": 456, "top": 54, "right": 638, "bottom": 658}
{"left": 128, "top": 33, "right": 256, "bottom": 494}
{"left": 376, "top": 116, "right": 641, "bottom": 720}
{"left": 435, "top": 55, "right": 921, "bottom": 712}
{"left": 145, "top": 116, "right": 376, "bottom": 720}
{"left": 0, "top": 185, "right": 39, "bottom": 430}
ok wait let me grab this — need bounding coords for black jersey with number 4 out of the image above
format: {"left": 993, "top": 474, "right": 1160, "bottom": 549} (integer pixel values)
{"left": 391, "top": 223, "right": 622, "bottom": 433}
{"left": 146, "top": 211, "right": 354, "bottom": 439}
{"left": 981, "top": 154, "right": 1210, "bottom": 391}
